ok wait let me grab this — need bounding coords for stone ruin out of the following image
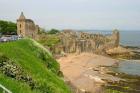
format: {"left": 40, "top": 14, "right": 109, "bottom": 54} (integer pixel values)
{"left": 17, "top": 12, "right": 39, "bottom": 39}
{"left": 53, "top": 29, "right": 120, "bottom": 55}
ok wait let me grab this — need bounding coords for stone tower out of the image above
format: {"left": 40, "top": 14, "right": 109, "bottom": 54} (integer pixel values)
{"left": 112, "top": 29, "right": 120, "bottom": 47}
{"left": 17, "top": 12, "right": 39, "bottom": 39}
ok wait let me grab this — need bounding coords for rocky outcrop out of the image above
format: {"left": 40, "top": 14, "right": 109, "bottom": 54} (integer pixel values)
{"left": 106, "top": 46, "right": 136, "bottom": 59}
{"left": 106, "top": 46, "right": 131, "bottom": 54}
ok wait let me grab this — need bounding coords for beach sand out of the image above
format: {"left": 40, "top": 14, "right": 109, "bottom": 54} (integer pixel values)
{"left": 57, "top": 53, "right": 118, "bottom": 93}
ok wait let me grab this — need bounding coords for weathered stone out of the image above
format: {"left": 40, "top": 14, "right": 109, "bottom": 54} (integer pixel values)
{"left": 17, "top": 12, "right": 39, "bottom": 39}
{"left": 53, "top": 30, "right": 120, "bottom": 55}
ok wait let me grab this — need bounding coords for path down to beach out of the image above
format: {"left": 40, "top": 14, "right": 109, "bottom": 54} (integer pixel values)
{"left": 57, "top": 53, "right": 119, "bottom": 93}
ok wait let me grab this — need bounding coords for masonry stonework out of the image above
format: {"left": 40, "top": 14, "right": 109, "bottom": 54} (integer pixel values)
{"left": 17, "top": 12, "right": 39, "bottom": 39}
{"left": 53, "top": 30, "right": 120, "bottom": 54}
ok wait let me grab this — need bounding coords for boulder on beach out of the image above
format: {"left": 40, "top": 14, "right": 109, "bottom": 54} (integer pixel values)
{"left": 106, "top": 46, "right": 131, "bottom": 54}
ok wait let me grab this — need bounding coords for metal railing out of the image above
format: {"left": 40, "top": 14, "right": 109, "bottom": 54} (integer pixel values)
{"left": 0, "top": 84, "right": 12, "bottom": 93}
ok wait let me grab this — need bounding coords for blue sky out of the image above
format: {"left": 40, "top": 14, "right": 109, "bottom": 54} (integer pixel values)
{"left": 0, "top": 0, "right": 140, "bottom": 30}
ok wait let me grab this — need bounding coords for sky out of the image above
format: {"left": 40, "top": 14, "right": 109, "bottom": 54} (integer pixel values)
{"left": 0, "top": 0, "right": 140, "bottom": 30}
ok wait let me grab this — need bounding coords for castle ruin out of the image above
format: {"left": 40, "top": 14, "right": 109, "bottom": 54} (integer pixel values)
{"left": 53, "top": 30, "right": 120, "bottom": 54}
{"left": 16, "top": 12, "right": 120, "bottom": 55}
{"left": 17, "top": 12, "right": 39, "bottom": 39}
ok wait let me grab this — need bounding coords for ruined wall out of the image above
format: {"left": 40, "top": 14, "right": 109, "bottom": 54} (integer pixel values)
{"left": 17, "top": 12, "right": 39, "bottom": 39}
{"left": 55, "top": 30, "right": 120, "bottom": 54}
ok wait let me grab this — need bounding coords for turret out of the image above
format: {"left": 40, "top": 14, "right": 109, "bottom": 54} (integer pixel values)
{"left": 17, "top": 12, "right": 26, "bottom": 37}
{"left": 19, "top": 12, "right": 26, "bottom": 20}
{"left": 113, "top": 29, "right": 120, "bottom": 47}
{"left": 17, "top": 12, "right": 39, "bottom": 39}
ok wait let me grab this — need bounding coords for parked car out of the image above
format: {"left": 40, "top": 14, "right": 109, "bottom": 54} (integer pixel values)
{"left": 0, "top": 36, "right": 10, "bottom": 42}
{"left": 0, "top": 35, "right": 23, "bottom": 42}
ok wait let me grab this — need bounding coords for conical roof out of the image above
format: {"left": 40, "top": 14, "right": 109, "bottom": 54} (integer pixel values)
{"left": 19, "top": 12, "right": 26, "bottom": 20}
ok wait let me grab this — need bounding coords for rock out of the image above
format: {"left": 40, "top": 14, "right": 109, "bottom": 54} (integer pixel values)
{"left": 106, "top": 46, "right": 130, "bottom": 55}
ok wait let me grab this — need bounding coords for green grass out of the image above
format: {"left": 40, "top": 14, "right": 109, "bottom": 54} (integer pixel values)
{"left": 0, "top": 73, "right": 35, "bottom": 93}
{"left": 105, "top": 89, "right": 124, "bottom": 93}
{"left": 38, "top": 34, "right": 60, "bottom": 47}
{"left": 0, "top": 39, "right": 71, "bottom": 93}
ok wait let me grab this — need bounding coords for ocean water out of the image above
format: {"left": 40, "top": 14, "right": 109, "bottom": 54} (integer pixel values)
{"left": 120, "top": 31, "right": 140, "bottom": 47}
{"left": 81, "top": 30, "right": 140, "bottom": 47}
{"left": 83, "top": 30, "right": 140, "bottom": 75}
{"left": 113, "top": 60, "right": 140, "bottom": 75}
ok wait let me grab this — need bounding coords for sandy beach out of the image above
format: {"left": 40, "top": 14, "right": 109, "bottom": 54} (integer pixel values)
{"left": 57, "top": 53, "right": 119, "bottom": 93}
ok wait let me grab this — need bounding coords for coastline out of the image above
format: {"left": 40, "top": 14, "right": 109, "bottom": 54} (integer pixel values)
{"left": 57, "top": 53, "right": 121, "bottom": 93}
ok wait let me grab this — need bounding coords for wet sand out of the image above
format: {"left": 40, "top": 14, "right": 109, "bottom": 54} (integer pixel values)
{"left": 57, "top": 53, "right": 119, "bottom": 92}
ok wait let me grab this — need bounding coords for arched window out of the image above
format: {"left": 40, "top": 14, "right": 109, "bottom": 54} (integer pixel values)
{"left": 20, "top": 24, "right": 22, "bottom": 28}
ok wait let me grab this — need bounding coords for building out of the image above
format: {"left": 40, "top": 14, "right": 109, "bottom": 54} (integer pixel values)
{"left": 53, "top": 30, "right": 120, "bottom": 54}
{"left": 17, "top": 12, "right": 39, "bottom": 39}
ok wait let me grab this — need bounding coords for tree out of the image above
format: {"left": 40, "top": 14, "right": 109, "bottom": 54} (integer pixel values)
{"left": 47, "top": 29, "right": 60, "bottom": 34}
{"left": 0, "top": 20, "right": 17, "bottom": 35}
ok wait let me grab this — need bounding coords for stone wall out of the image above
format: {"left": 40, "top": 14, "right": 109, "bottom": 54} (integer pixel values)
{"left": 17, "top": 12, "right": 39, "bottom": 39}
{"left": 54, "top": 30, "right": 120, "bottom": 54}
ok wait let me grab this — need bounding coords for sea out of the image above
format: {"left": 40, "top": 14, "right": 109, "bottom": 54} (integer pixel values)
{"left": 82, "top": 30, "right": 140, "bottom": 75}
{"left": 80, "top": 30, "right": 140, "bottom": 47}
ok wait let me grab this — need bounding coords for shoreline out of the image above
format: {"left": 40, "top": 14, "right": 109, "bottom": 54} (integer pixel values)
{"left": 57, "top": 53, "right": 121, "bottom": 93}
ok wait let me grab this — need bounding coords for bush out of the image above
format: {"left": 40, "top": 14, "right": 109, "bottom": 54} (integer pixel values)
{"left": 47, "top": 29, "right": 60, "bottom": 34}
{"left": 0, "top": 20, "right": 17, "bottom": 35}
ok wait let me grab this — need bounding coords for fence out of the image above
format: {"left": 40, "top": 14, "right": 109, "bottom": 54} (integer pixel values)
{"left": 0, "top": 84, "right": 12, "bottom": 93}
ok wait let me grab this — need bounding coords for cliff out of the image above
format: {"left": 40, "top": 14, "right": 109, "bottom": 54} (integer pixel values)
{"left": 0, "top": 39, "right": 71, "bottom": 93}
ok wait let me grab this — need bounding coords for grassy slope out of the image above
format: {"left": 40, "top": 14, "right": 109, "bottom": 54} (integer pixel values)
{"left": 0, "top": 39, "right": 71, "bottom": 93}
{"left": 38, "top": 34, "right": 60, "bottom": 47}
